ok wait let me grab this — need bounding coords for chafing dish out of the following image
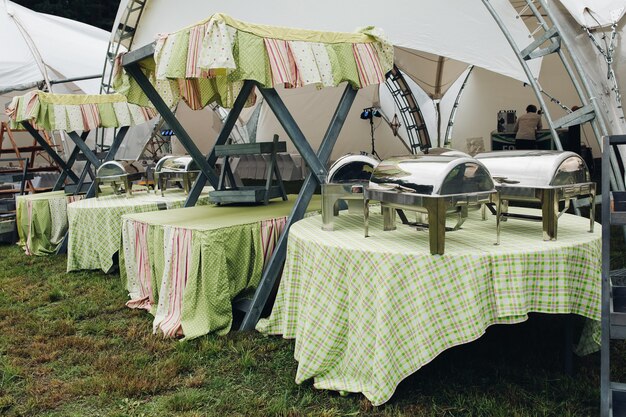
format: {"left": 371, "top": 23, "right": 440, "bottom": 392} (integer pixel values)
{"left": 322, "top": 153, "right": 379, "bottom": 231}
{"left": 154, "top": 156, "right": 200, "bottom": 197}
{"left": 95, "top": 161, "right": 145, "bottom": 197}
{"left": 364, "top": 154, "right": 498, "bottom": 255}
{"left": 475, "top": 150, "right": 595, "bottom": 240}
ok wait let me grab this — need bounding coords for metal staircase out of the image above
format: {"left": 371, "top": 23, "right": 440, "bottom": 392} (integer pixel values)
{"left": 384, "top": 65, "right": 431, "bottom": 152}
{"left": 101, "top": 0, "right": 146, "bottom": 96}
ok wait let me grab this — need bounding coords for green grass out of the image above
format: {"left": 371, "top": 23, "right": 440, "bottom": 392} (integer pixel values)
{"left": 0, "top": 242, "right": 619, "bottom": 416}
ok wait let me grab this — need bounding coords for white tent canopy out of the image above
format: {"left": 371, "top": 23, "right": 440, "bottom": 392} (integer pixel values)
{"left": 111, "top": 0, "right": 543, "bottom": 160}
{"left": 558, "top": 0, "right": 625, "bottom": 28}
{"left": 0, "top": 0, "right": 108, "bottom": 95}
{"left": 121, "top": 0, "right": 540, "bottom": 85}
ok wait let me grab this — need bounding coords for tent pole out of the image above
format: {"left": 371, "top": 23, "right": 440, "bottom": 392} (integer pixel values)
{"left": 239, "top": 84, "right": 358, "bottom": 330}
{"left": 123, "top": 62, "right": 220, "bottom": 191}
{"left": 184, "top": 80, "right": 256, "bottom": 207}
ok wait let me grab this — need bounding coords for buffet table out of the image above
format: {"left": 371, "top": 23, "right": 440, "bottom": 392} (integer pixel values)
{"left": 67, "top": 189, "right": 210, "bottom": 273}
{"left": 16, "top": 191, "right": 84, "bottom": 256}
{"left": 120, "top": 196, "right": 321, "bottom": 339}
{"left": 257, "top": 208, "right": 601, "bottom": 405}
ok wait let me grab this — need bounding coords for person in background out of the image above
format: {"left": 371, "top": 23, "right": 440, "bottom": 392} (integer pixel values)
{"left": 513, "top": 104, "right": 543, "bottom": 150}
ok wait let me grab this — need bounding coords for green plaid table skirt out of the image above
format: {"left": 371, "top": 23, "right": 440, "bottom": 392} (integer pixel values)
{"left": 67, "top": 189, "right": 210, "bottom": 273}
{"left": 257, "top": 208, "right": 601, "bottom": 405}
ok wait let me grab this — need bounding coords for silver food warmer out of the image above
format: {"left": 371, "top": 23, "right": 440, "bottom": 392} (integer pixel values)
{"left": 322, "top": 153, "right": 379, "bottom": 231}
{"left": 364, "top": 154, "right": 499, "bottom": 255}
{"left": 475, "top": 150, "right": 595, "bottom": 240}
{"left": 154, "top": 156, "right": 200, "bottom": 196}
{"left": 95, "top": 161, "right": 145, "bottom": 197}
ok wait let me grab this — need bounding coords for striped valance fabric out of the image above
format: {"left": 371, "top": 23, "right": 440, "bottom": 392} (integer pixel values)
{"left": 5, "top": 90, "right": 157, "bottom": 132}
{"left": 113, "top": 13, "right": 394, "bottom": 110}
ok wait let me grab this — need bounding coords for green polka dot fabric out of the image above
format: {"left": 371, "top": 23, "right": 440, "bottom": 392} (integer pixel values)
{"left": 119, "top": 197, "right": 321, "bottom": 340}
{"left": 16, "top": 191, "right": 84, "bottom": 256}
{"left": 257, "top": 208, "right": 601, "bottom": 406}
{"left": 66, "top": 189, "right": 210, "bottom": 273}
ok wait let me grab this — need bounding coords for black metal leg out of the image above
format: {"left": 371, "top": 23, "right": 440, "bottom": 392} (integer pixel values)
{"left": 258, "top": 88, "right": 327, "bottom": 183}
{"left": 124, "top": 63, "right": 220, "bottom": 193}
{"left": 239, "top": 84, "right": 358, "bottom": 330}
{"left": 184, "top": 80, "right": 256, "bottom": 207}
{"left": 21, "top": 122, "right": 80, "bottom": 183}
{"left": 67, "top": 131, "right": 102, "bottom": 168}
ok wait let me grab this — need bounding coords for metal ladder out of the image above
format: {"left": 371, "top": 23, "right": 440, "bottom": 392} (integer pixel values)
{"left": 101, "top": 0, "right": 146, "bottom": 96}
{"left": 384, "top": 65, "right": 432, "bottom": 151}
{"left": 481, "top": 0, "right": 625, "bottom": 194}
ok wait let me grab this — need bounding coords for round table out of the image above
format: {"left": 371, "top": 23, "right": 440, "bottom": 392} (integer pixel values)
{"left": 258, "top": 208, "right": 601, "bottom": 405}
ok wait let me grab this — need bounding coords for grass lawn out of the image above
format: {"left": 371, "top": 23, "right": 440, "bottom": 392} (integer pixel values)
{"left": 0, "top": 240, "right": 620, "bottom": 417}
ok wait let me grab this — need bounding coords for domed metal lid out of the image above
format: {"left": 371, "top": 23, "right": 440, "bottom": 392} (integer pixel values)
{"left": 475, "top": 150, "right": 590, "bottom": 187}
{"left": 370, "top": 154, "right": 495, "bottom": 196}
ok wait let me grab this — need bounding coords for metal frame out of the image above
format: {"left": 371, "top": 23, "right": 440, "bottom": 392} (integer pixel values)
{"left": 120, "top": 43, "right": 360, "bottom": 329}
{"left": 384, "top": 65, "right": 431, "bottom": 152}
{"left": 601, "top": 134, "right": 626, "bottom": 416}
{"left": 482, "top": 0, "right": 625, "bottom": 195}
{"left": 444, "top": 65, "right": 474, "bottom": 146}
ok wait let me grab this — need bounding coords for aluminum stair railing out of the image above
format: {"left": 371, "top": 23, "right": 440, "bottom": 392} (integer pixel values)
{"left": 384, "top": 65, "right": 431, "bottom": 152}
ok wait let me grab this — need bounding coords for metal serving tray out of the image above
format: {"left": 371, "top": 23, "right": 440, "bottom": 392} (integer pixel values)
{"left": 95, "top": 161, "right": 144, "bottom": 197}
{"left": 154, "top": 156, "right": 200, "bottom": 196}
{"left": 322, "top": 153, "right": 379, "bottom": 231}
{"left": 475, "top": 150, "right": 595, "bottom": 240}
{"left": 364, "top": 154, "right": 498, "bottom": 255}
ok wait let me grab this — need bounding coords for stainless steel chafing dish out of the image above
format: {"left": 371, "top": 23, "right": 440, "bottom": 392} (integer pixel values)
{"left": 364, "top": 154, "right": 498, "bottom": 255}
{"left": 154, "top": 156, "right": 200, "bottom": 196}
{"left": 95, "top": 161, "right": 145, "bottom": 197}
{"left": 475, "top": 150, "right": 595, "bottom": 240}
{"left": 322, "top": 153, "right": 379, "bottom": 231}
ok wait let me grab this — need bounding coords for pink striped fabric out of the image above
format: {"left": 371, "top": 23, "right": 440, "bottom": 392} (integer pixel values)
{"left": 24, "top": 200, "right": 34, "bottom": 256}
{"left": 157, "top": 227, "right": 193, "bottom": 337}
{"left": 264, "top": 38, "right": 300, "bottom": 88}
{"left": 260, "top": 216, "right": 288, "bottom": 270}
{"left": 80, "top": 104, "right": 101, "bottom": 131}
{"left": 186, "top": 24, "right": 210, "bottom": 78}
{"left": 178, "top": 79, "right": 203, "bottom": 110}
{"left": 139, "top": 106, "right": 157, "bottom": 121}
{"left": 353, "top": 43, "right": 385, "bottom": 87}
{"left": 126, "top": 221, "right": 154, "bottom": 311}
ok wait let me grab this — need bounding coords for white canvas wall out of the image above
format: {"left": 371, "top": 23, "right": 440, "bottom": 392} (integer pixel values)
{"left": 449, "top": 53, "right": 598, "bottom": 155}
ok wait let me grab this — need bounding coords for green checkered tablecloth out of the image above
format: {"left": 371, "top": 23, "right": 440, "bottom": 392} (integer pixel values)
{"left": 257, "top": 208, "right": 601, "bottom": 405}
{"left": 16, "top": 191, "right": 84, "bottom": 256}
{"left": 120, "top": 196, "right": 321, "bottom": 339}
{"left": 67, "top": 189, "right": 210, "bottom": 273}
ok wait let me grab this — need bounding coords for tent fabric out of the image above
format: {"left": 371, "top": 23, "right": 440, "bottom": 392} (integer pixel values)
{"left": 6, "top": 90, "right": 157, "bottom": 132}
{"left": 557, "top": 0, "right": 625, "bottom": 28}
{"left": 122, "top": 1, "right": 540, "bottom": 87}
{"left": 0, "top": 0, "right": 108, "bottom": 95}
{"left": 112, "top": 13, "right": 393, "bottom": 110}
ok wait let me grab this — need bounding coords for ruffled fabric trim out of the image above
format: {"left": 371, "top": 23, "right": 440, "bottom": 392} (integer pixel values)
{"left": 113, "top": 13, "right": 394, "bottom": 110}
{"left": 5, "top": 90, "right": 157, "bottom": 132}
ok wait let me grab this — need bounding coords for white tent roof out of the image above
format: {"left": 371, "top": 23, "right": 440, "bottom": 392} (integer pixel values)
{"left": 122, "top": 0, "right": 540, "bottom": 85}
{"left": 558, "top": 0, "right": 625, "bottom": 28}
{"left": 0, "top": 0, "right": 109, "bottom": 94}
